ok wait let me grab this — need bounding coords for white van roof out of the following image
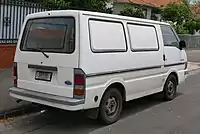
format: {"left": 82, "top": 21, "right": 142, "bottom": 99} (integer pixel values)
{"left": 28, "top": 10, "right": 170, "bottom": 26}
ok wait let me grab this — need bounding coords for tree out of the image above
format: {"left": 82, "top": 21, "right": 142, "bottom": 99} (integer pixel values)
{"left": 161, "top": 0, "right": 192, "bottom": 24}
{"left": 184, "top": 19, "right": 200, "bottom": 34}
{"left": 70, "top": 0, "right": 110, "bottom": 12}
{"left": 161, "top": 0, "right": 200, "bottom": 34}
{"left": 119, "top": 7, "right": 145, "bottom": 18}
{"left": 38, "top": 0, "right": 112, "bottom": 13}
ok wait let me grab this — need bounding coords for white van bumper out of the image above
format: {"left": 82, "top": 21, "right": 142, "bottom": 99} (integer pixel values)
{"left": 9, "top": 87, "right": 85, "bottom": 111}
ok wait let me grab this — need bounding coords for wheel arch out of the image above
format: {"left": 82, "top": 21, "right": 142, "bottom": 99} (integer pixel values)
{"left": 165, "top": 70, "right": 179, "bottom": 86}
{"left": 170, "top": 72, "right": 179, "bottom": 85}
{"left": 106, "top": 82, "right": 126, "bottom": 102}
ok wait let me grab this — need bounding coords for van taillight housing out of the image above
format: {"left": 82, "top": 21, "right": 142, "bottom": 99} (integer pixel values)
{"left": 13, "top": 62, "right": 18, "bottom": 87}
{"left": 74, "top": 69, "right": 85, "bottom": 99}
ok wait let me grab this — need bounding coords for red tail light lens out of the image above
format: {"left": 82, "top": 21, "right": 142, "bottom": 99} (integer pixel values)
{"left": 74, "top": 69, "right": 85, "bottom": 99}
{"left": 13, "top": 62, "right": 18, "bottom": 87}
{"left": 75, "top": 75, "right": 85, "bottom": 85}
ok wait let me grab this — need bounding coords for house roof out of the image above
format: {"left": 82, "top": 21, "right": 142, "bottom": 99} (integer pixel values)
{"left": 113, "top": 0, "right": 156, "bottom": 7}
{"left": 191, "top": 4, "right": 200, "bottom": 17}
{"left": 113, "top": 0, "right": 181, "bottom": 7}
{"left": 147, "top": 0, "right": 181, "bottom": 7}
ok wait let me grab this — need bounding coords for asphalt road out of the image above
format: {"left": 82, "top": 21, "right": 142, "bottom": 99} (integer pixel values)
{"left": 1, "top": 72, "right": 200, "bottom": 134}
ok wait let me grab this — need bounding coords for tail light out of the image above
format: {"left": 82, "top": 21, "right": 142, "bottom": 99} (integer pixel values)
{"left": 13, "top": 62, "right": 18, "bottom": 87}
{"left": 74, "top": 69, "right": 85, "bottom": 99}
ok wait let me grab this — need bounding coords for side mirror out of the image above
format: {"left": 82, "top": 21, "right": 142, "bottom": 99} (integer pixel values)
{"left": 179, "top": 40, "right": 186, "bottom": 50}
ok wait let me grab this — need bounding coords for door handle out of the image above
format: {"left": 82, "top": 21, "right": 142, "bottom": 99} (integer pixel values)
{"left": 163, "top": 55, "right": 167, "bottom": 61}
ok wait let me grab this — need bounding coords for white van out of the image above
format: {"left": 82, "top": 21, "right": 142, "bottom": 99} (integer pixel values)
{"left": 10, "top": 10, "right": 188, "bottom": 124}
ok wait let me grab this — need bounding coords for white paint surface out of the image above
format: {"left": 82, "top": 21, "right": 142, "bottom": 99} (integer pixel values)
{"left": 11, "top": 10, "right": 187, "bottom": 111}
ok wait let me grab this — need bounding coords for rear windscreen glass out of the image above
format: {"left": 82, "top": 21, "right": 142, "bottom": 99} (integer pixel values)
{"left": 20, "top": 17, "right": 75, "bottom": 53}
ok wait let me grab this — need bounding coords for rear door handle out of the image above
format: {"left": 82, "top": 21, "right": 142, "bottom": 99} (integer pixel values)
{"left": 28, "top": 64, "right": 58, "bottom": 71}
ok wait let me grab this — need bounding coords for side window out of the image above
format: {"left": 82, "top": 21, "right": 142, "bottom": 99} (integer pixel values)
{"left": 127, "top": 23, "right": 159, "bottom": 51}
{"left": 161, "top": 26, "right": 179, "bottom": 47}
{"left": 89, "top": 19, "right": 127, "bottom": 52}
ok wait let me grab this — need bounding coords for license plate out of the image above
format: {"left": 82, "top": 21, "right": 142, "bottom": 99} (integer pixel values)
{"left": 35, "top": 71, "right": 52, "bottom": 81}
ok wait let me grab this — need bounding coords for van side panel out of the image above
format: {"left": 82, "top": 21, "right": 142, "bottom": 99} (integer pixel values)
{"left": 79, "top": 14, "right": 164, "bottom": 109}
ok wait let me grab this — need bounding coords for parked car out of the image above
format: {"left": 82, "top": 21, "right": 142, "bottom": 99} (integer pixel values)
{"left": 9, "top": 10, "right": 188, "bottom": 125}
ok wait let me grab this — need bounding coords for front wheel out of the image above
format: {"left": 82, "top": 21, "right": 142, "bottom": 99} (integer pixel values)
{"left": 98, "top": 88, "right": 123, "bottom": 125}
{"left": 163, "top": 74, "right": 178, "bottom": 101}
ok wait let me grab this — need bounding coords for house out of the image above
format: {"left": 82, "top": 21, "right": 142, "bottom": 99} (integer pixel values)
{"left": 111, "top": 0, "right": 181, "bottom": 19}
{"left": 0, "top": 0, "right": 46, "bottom": 69}
{"left": 191, "top": 4, "right": 200, "bottom": 18}
{"left": 0, "top": 0, "right": 46, "bottom": 43}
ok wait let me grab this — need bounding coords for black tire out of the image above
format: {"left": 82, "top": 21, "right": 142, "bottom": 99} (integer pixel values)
{"left": 163, "top": 74, "right": 177, "bottom": 101}
{"left": 98, "top": 88, "right": 123, "bottom": 125}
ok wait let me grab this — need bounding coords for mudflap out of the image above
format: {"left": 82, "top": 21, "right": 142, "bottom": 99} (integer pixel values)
{"left": 86, "top": 108, "right": 99, "bottom": 120}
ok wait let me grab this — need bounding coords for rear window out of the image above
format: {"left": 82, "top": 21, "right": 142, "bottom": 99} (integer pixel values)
{"left": 20, "top": 17, "right": 75, "bottom": 53}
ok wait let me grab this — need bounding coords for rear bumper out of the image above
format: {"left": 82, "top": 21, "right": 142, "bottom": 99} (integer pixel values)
{"left": 9, "top": 87, "right": 85, "bottom": 111}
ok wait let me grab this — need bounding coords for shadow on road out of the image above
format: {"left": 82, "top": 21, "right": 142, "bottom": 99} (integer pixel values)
{"left": 121, "top": 92, "right": 182, "bottom": 119}
{"left": 3, "top": 92, "right": 184, "bottom": 134}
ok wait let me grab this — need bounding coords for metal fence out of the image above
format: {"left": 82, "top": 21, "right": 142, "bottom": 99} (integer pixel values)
{"left": 179, "top": 34, "right": 200, "bottom": 49}
{"left": 0, "top": 0, "right": 64, "bottom": 44}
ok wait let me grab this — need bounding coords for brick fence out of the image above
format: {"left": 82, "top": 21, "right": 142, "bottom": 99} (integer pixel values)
{"left": 0, "top": 44, "right": 16, "bottom": 69}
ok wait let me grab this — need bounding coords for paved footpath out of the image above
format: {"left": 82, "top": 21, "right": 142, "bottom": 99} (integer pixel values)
{"left": 187, "top": 50, "right": 200, "bottom": 62}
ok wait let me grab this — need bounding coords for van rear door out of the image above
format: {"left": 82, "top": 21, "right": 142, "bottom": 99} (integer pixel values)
{"left": 15, "top": 15, "right": 78, "bottom": 98}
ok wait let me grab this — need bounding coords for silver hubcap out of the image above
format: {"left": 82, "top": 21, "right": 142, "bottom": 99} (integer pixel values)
{"left": 167, "top": 81, "right": 175, "bottom": 96}
{"left": 105, "top": 97, "right": 118, "bottom": 116}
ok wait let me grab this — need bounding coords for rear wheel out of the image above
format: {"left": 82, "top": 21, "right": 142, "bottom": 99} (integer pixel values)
{"left": 98, "top": 88, "right": 123, "bottom": 125}
{"left": 163, "top": 74, "right": 177, "bottom": 101}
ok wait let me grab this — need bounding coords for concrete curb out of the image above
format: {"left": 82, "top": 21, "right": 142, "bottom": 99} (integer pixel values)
{"left": 188, "top": 62, "right": 200, "bottom": 73}
{"left": 188, "top": 68, "right": 200, "bottom": 76}
{"left": 0, "top": 105, "right": 43, "bottom": 132}
{"left": 0, "top": 123, "right": 5, "bottom": 132}
{"left": 0, "top": 110, "right": 46, "bottom": 133}
{"left": 0, "top": 104, "right": 42, "bottom": 120}
{"left": 0, "top": 69, "right": 4, "bottom": 74}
